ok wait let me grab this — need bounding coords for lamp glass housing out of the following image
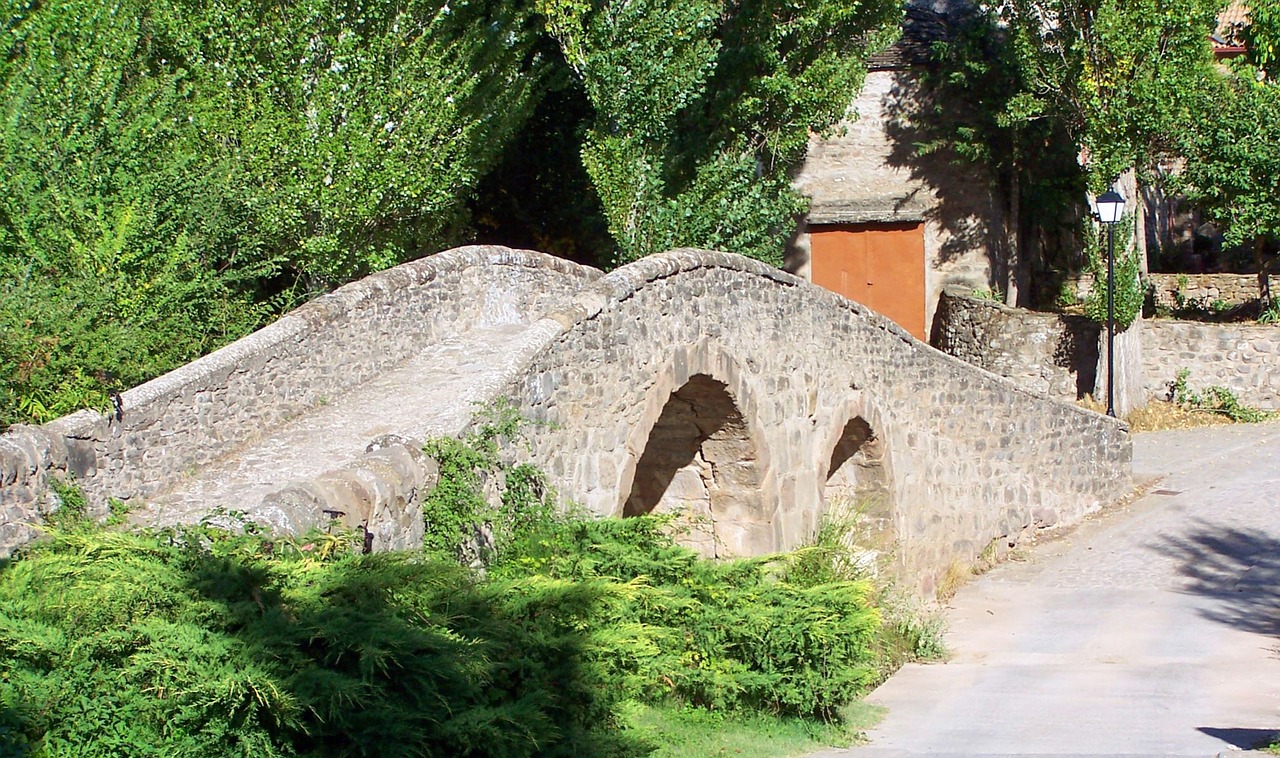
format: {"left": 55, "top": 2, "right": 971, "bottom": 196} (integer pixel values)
{"left": 1096, "top": 189, "right": 1125, "bottom": 225}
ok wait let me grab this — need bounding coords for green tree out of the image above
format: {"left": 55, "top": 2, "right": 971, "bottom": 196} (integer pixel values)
{"left": 0, "top": 0, "right": 547, "bottom": 424}
{"left": 996, "top": 0, "right": 1222, "bottom": 190}
{"left": 535, "top": 0, "right": 902, "bottom": 266}
{"left": 189, "top": 0, "right": 550, "bottom": 288}
{"left": 1178, "top": 48, "right": 1280, "bottom": 304}
{"left": 907, "top": 6, "right": 1085, "bottom": 305}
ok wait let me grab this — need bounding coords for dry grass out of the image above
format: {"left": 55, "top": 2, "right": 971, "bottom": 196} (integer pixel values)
{"left": 1078, "top": 396, "right": 1232, "bottom": 433}
{"left": 933, "top": 559, "right": 974, "bottom": 602}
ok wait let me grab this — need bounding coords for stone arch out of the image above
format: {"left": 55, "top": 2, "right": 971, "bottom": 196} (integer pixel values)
{"left": 818, "top": 395, "right": 896, "bottom": 566}
{"left": 617, "top": 343, "right": 776, "bottom": 558}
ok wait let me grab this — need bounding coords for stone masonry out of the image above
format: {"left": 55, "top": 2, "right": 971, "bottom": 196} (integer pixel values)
{"left": 1070, "top": 272, "right": 1267, "bottom": 313}
{"left": 934, "top": 289, "right": 1100, "bottom": 400}
{"left": 0, "top": 247, "right": 600, "bottom": 553}
{"left": 508, "top": 251, "right": 1131, "bottom": 594}
{"left": 1, "top": 246, "right": 1132, "bottom": 595}
{"left": 937, "top": 289, "right": 1280, "bottom": 411}
{"left": 1143, "top": 321, "right": 1280, "bottom": 409}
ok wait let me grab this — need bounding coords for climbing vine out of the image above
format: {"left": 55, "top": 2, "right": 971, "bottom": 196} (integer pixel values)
{"left": 1083, "top": 213, "right": 1143, "bottom": 331}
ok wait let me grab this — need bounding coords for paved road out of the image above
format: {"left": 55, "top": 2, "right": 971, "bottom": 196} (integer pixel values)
{"left": 813, "top": 421, "right": 1280, "bottom": 758}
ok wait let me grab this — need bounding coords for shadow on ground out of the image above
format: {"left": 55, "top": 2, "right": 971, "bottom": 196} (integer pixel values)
{"left": 1156, "top": 520, "right": 1280, "bottom": 637}
{"left": 1197, "top": 726, "right": 1280, "bottom": 750}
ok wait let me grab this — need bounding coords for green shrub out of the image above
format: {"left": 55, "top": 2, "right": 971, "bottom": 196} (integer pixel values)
{"left": 424, "top": 416, "right": 884, "bottom": 722}
{"left": 0, "top": 522, "right": 641, "bottom": 757}
{"left": 1083, "top": 213, "right": 1143, "bottom": 331}
{"left": 1171, "top": 368, "right": 1274, "bottom": 423}
{"left": 0, "top": 419, "right": 905, "bottom": 753}
{"left": 0, "top": 514, "right": 882, "bottom": 754}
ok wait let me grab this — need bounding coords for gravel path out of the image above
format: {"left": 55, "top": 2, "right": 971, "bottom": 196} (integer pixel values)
{"left": 135, "top": 324, "right": 538, "bottom": 528}
{"left": 813, "top": 421, "right": 1280, "bottom": 758}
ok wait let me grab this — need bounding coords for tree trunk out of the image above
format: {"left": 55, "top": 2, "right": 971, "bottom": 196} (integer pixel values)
{"left": 1256, "top": 234, "right": 1273, "bottom": 307}
{"left": 1005, "top": 170, "right": 1022, "bottom": 307}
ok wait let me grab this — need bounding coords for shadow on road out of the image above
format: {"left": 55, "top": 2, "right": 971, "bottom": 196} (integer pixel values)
{"left": 1197, "top": 726, "right": 1280, "bottom": 750}
{"left": 1156, "top": 520, "right": 1280, "bottom": 637}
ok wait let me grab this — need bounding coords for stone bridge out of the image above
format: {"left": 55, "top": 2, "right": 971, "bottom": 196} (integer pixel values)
{"left": 0, "top": 246, "right": 1131, "bottom": 592}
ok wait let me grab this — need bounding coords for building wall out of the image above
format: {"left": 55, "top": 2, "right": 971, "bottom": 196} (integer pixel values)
{"left": 790, "top": 69, "right": 1003, "bottom": 333}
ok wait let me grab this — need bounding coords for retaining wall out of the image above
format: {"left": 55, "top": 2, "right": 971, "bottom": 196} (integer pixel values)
{"left": 936, "top": 290, "right": 1280, "bottom": 410}
{"left": 1143, "top": 321, "right": 1280, "bottom": 409}
{"left": 1070, "top": 272, "right": 1267, "bottom": 312}
{"left": 933, "top": 290, "right": 1100, "bottom": 400}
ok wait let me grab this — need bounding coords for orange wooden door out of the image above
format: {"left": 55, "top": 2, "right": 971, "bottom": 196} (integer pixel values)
{"left": 810, "top": 223, "right": 927, "bottom": 340}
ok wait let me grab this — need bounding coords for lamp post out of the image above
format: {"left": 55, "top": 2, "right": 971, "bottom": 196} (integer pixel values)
{"left": 1095, "top": 189, "right": 1125, "bottom": 418}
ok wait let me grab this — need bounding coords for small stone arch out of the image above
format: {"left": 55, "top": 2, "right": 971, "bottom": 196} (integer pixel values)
{"left": 819, "top": 395, "right": 896, "bottom": 567}
{"left": 617, "top": 343, "right": 776, "bottom": 558}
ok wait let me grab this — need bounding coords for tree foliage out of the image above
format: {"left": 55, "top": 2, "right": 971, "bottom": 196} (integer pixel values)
{"left": 1177, "top": 75, "right": 1280, "bottom": 248}
{"left": 995, "top": 0, "right": 1221, "bottom": 189}
{"left": 906, "top": 6, "right": 1086, "bottom": 304}
{"left": 1177, "top": 3, "right": 1280, "bottom": 304}
{"left": 0, "top": 0, "right": 547, "bottom": 425}
{"left": 535, "top": 0, "right": 902, "bottom": 265}
{"left": 0, "top": 0, "right": 907, "bottom": 425}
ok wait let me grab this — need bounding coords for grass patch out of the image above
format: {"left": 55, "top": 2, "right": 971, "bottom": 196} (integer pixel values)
{"left": 619, "top": 700, "right": 886, "bottom": 758}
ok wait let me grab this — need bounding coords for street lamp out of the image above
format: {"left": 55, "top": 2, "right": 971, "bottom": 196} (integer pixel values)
{"left": 1095, "top": 189, "right": 1125, "bottom": 417}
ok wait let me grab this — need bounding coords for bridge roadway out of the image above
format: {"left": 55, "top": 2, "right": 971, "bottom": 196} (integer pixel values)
{"left": 133, "top": 324, "right": 536, "bottom": 530}
{"left": 812, "top": 421, "right": 1280, "bottom": 758}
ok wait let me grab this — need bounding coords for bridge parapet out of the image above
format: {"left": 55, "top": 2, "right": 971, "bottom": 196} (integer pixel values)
{"left": 0, "top": 246, "right": 598, "bottom": 553}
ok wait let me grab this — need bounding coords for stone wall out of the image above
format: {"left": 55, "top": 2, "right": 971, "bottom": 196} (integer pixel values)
{"left": 1143, "top": 321, "right": 1280, "bottom": 409}
{"left": 1148, "top": 273, "right": 1264, "bottom": 311}
{"left": 933, "top": 290, "right": 1099, "bottom": 400}
{"left": 790, "top": 68, "right": 1002, "bottom": 330}
{"left": 935, "top": 289, "right": 1280, "bottom": 411}
{"left": 508, "top": 250, "right": 1131, "bottom": 596}
{"left": 0, "top": 247, "right": 600, "bottom": 553}
{"left": 1069, "top": 272, "right": 1266, "bottom": 312}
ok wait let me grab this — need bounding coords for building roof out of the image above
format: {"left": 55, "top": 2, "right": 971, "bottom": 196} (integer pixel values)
{"left": 1213, "top": 1, "right": 1249, "bottom": 56}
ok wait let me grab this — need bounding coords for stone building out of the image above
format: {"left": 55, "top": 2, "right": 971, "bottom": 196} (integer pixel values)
{"left": 789, "top": 2, "right": 1004, "bottom": 342}
{"left": 791, "top": 0, "right": 1258, "bottom": 341}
